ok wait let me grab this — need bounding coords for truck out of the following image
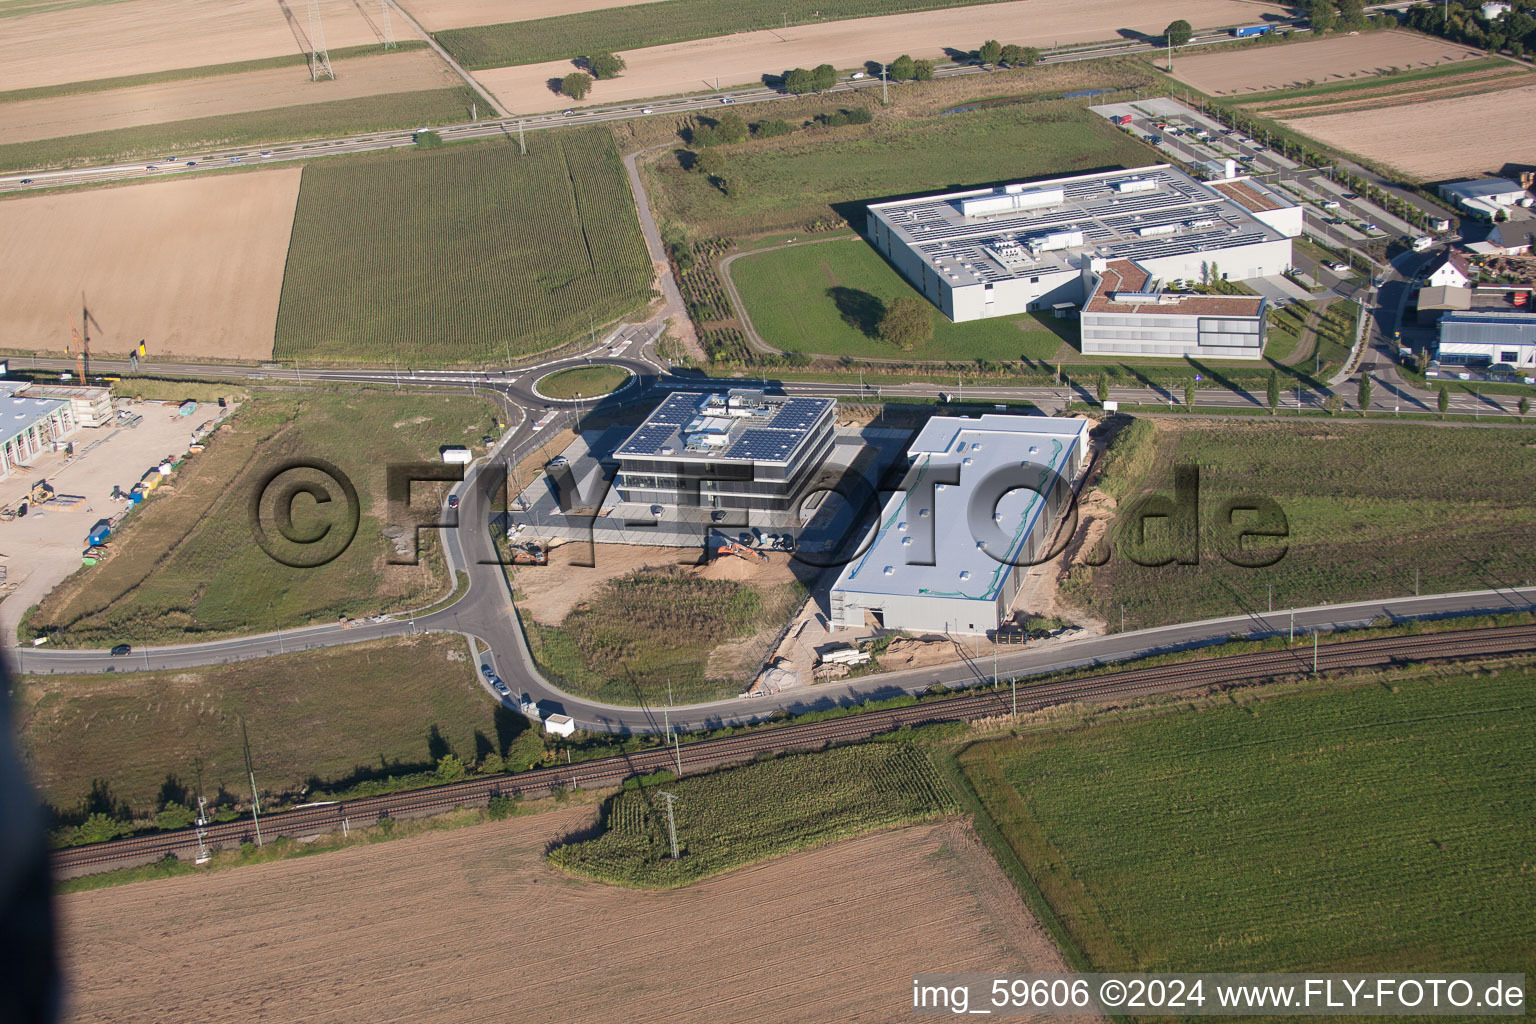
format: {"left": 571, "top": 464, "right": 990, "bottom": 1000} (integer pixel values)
{"left": 1231, "top": 24, "right": 1272, "bottom": 37}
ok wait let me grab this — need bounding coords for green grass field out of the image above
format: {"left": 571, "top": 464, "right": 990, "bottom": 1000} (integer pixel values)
{"left": 1062, "top": 419, "right": 1536, "bottom": 630}
{"left": 958, "top": 667, "right": 1536, "bottom": 975}
{"left": 537, "top": 364, "right": 632, "bottom": 399}
{"left": 522, "top": 567, "right": 803, "bottom": 703}
{"left": 0, "top": 86, "right": 478, "bottom": 172}
{"left": 274, "top": 130, "right": 653, "bottom": 365}
{"left": 549, "top": 742, "right": 958, "bottom": 886}
{"left": 14, "top": 635, "right": 524, "bottom": 819}
{"left": 731, "top": 238, "right": 1069, "bottom": 361}
{"left": 437, "top": 0, "right": 1012, "bottom": 69}
{"left": 25, "top": 391, "right": 498, "bottom": 647}
{"left": 650, "top": 100, "right": 1156, "bottom": 238}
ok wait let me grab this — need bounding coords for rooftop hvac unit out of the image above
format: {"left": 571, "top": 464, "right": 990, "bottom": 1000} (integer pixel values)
{"left": 1187, "top": 218, "right": 1216, "bottom": 228}
{"left": 1031, "top": 229, "right": 1084, "bottom": 252}
{"left": 1139, "top": 223, "right": 1178, "bottom": 237}
{"left": 960, "top": 187, "right": 1065, "bottom": 218}
{"left": 1117, "top": 178, "right": 1157, "bottom": 194}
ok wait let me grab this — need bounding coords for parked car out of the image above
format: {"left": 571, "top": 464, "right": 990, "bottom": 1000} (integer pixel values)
{"left": 111, "top": 644, "right": 132, "bottom": 656}
{"left": 1342, "top": 193, "right": 1359, "bottom": 199}
{"left": 493, "top": 680, "right": 510, "bottom": 696}
{"left": 1328, "top": 262, "right": 1349, "bottom": 273}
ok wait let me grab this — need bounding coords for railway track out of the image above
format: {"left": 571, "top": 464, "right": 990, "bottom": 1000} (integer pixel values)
{"left": 52, "top": 623, "right": 1536, "bottom": 877}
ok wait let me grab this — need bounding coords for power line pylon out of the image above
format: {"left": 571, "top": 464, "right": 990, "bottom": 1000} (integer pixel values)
{"left": 194, "top": 796, "right": 212, "bottom": 865}
{"left": 657, "top": 791, "right": 680, "bottom": 860}
{"left": 308, "top": 0, "right": 335, "bottom": 81}
{"left": 380, "top": 0, "right": 396, "bottom": 49}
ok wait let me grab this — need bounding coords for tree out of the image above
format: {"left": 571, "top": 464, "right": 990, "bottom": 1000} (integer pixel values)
{"left": 1520, "top": 396, "right": 1530, "bottom": 422}
{"left": 155, "top": 802, "right": 196, "bottom": 830}
{"left": 1323, "top": 393, "right": 1344, "bottom": 415}
{"left": 812, "top": 63, "right": 837, "bottom": 91}
{"left": 1096, "top": 372, "right": 1109, "bottom": 404}
{"left": 434, "top": 754, "right": 467, "bottom": 783}
{"left": 560, "top": 72, "right": 592, "bottom": 99}
{"left": 1184, "top": 380, "right": 1197, "bottom": 408}
{"left": 1357, "top": 373, "right": 1372, "bottom": 414}
{"left": 1164, "top": 19, "right": 1193, "bottom": 46}
{"left": 1337, "top": 0, "right": 1365, "bottom": 28}
{"left": 1307, "top": 0, "right": 1335, "bottom": 31}
{"left": 783, "top": 67, "right": 815, "bottom": 94}
{"left": 584, "top": 52, "right": 626, "bottom": 79}
{"left": 878, "top": 296, "right": 933, "bottom": 350}
{"left": 978, "top": 39, "right": 1003, "bottom": 66}
{"left": 718, "top": 111, "right": 748, "bottom": 143}
{"left": 413, "top": 130, "right": 443, "bottom": 148}
{"left": 691, "top": 122, "right": 720, "bottom": 147}
{"left": 913, "top": 59, "right": 935, "bottom": 81}
{"left": 889, "top": 53, "right": 916, "bottom": 80}
{"left": 1267, "top": 369, "right": 1280, "bottom": 413}
{"left": 1019, "top": 46, "right": 1041, "bottom": 66}
{"left": 694, "top": 147, "right": 726, "bottom": 178}
{"left": 1000, "top": 43, "right": 1024, "bottom": 66}
{"left": 1438, "top": 385, "right": 1450, "bottom": 417}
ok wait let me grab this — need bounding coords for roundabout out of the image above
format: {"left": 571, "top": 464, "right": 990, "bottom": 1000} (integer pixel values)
{"left": 532, "top": 363, "right": 636, "bottom": 402}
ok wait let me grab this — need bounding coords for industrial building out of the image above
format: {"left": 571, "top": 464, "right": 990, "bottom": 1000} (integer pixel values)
{"left": 864, "top": 164, "right": 1298, "bottom": 334}
{"left": 1438, "top": 178, "right": 1531, "bottom": 220}
{"left": 0, "top": 382, "right": 78, "bottom": 479}
{"left": 1080, "top": 259, "right": 1267, "bottom": 360}
{"left": 1434, "top": 310, "right": 1536, "bottom": 369}
{"left": 613, "top": 390, "right": 837, "bottom": 513}
{"left": 829, "top": 415, "right": 1090, "bottom": 636}
{"left": 18, "top": 384, "right": 113, "bottom": 428}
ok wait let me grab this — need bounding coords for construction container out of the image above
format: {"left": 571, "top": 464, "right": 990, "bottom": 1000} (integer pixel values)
{"left": 177, "top": 400, "right": 197, "bottom": 417}
{"left": 87, "top": 520, "right": 112, "bottom": 546}
{"left": 441, "top": 447, "right": 472, "bottom": 464}
{"left": 543, "top": 713, "right": 576, "bottom": 736}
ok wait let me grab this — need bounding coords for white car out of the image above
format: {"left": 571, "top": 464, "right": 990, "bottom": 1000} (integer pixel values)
{"left": 259, "top": 150, "right": 273, "bottom": 158}
{"left": 719, "top": 96, "right": 734, "bottom": 104}
{"left": 641, "top": 107, "right": 654, "bottom": 114}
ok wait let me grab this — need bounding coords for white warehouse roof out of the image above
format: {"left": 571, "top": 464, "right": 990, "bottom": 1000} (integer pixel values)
{"left": 833, "top": 415, "right": 1088, "bottom": 606}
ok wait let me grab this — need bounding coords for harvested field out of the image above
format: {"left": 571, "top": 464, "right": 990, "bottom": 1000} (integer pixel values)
{"left": 0, "top": 0, "right": 398, "bottom": 93}
{"left": 1170, "top": 30, "right": 1483, "bottom": 95}
{"left": 404, "top": 0, "right": 655, "bottom": 32}
{"left": 1280, "top": 81, "right": 1536, "bottom": 180}
{"left": 1247, "top": 64, "right": 1528, "bottom": 118}
{"left": 0, "top": 169, "right": 298, "bottom": 360}
{"left": 58, "top": 810, "right": 1075, "bottom": 1023}
{"left": 477, "top": 0, "right": 1285, "bottom": 114}
{"left": 0, "top": 49, "right": 457, "bottom": 146}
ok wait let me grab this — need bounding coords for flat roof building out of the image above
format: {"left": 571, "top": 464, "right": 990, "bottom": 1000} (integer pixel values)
{"left": 0, "top": 382, "right": 77, "bottom": 479}
{"left": 1435, "top": 310, "right": 1536, "bottom": 368}
{"left": 865, "top": 164, "right": 1297, "bottom": 326}
{"left": 1079, "top": 259, "right": 1267, "bottom": 360}
{"left": 1439, "top": 178, "right": 1530, "bottom": 220}
{"left": 614, "top": 390, "right": 836, "bottom": 512}
{"left": 829, "top": 415, "right": 1089, "bottom": 636}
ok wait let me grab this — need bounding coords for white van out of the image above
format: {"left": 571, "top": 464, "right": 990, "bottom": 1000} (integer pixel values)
{"left": 1411, "top": 235, "right": 1433, "bottom": 252}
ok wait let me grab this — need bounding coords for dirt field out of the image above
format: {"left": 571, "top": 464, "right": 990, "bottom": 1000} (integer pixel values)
{"left": 403, "top": 0, "right": 656, "bottom": 32}
{"left": 1170, "top": 30, "right": 1484, "bottom": 95}
{"left": 58, "top": 810, "right": 1077, "bottom": 1024}
{"left": 514, "top": 542, "right": 799, "bottom": 624}
{"left": 478, "top": 0, "right": 1287, "bottom": 114}
{"left": 0, "top": 0, "right": 400, "bottom": 93}
{"left": 0, "top": 400, "right": 225, "bottom": 640}
{"left": 1280, "top": 81, "right": 1536, "bottom": 180}
{"left": 0, "top": 49, "right": 458, "bottom": 146}
{"left": 0, "top": 169, "right": 298, "bottom": 360}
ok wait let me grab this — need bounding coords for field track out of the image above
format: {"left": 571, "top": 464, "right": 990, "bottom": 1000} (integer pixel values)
{"left": 52, "top": 623, "right": 1536, "bottom": 877}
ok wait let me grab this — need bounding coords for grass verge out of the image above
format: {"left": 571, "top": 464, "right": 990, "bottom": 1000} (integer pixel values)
{"left": 537, "top": 364, "right": 632, "bottom": 399}
{"left": 547, "top": 742, "right": 957, "bottom": 887}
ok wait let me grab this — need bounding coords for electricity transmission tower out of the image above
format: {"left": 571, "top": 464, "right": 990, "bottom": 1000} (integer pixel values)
{"left": 242, "top": 719, "right": 265, "bottom": 846}
{"left": 657, "top": 791, "right": 680, "bottom": 860}
{"left": 193, "top": 796, "right": 212, "bottom": 864}
{"left": 307, "top": 0, "right": 335, "bottom": 81}
{"left": 380, "top": 0, "right": 396, "bottom": 49}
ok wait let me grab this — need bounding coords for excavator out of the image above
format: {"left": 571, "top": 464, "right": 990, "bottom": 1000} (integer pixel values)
{"left": 506, "top": 542, "right": 547, "bottom": 566}
{"left": 714, "top": 536, "right": 767, "bottom": 564}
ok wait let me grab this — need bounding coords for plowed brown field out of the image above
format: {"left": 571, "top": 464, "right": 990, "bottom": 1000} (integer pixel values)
{"left": 479, "top": 0, "right": 1286, "bottom": 114}
{"left": 0, "top": 170, "right": 299, "bottom": 360}
{"left": 1169, "top": 30, "right": 1484, "bottom": 95}
{"left": 59, "top": 811, "right": 1079, "bottom": 1023}
{"left": 1, "top": 0, "right": 398, "bottom": 93}
{"left": 403, "top": 0, "right": 657, "bottom": 32}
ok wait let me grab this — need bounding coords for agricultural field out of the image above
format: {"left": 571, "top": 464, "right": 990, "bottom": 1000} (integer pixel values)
{"left": 274, "top": 130, "right": 653, "bottom": 365}
{"left": 732, "top": 237, "right": 1069, "bottom": 361}
{"left": 477, "top": 0, "right": 1283, "bottom": 115}
{"left": 551, "top": 743, "right": 958, "bottom": 885}
{"left": 14, "top": 635, "right": 518, "bottom": 821}
{"left": 958, "top": 666, "right": 1536, "bottom": 974}
{"left": 536, "top": 364, "right": 632, "bottom": 399}
{"left": 1060, "top": 419, "right": 1536, "bottom": 631}
{"left": 0, "top": 0, "right": 400, "bottom": 93}
{"left": 24, "top": 391, "right": 499, "bottom": 647}
{"left": 1170, "top": 30, "right": 1485, "bottom": 95}
{"left": 649, "top": 99, "right": 1156, "bottom": 238}
{"left": 403, "top": 0, "right": 655, "bottom": 33}
{"left": 59, "top": 804, "right": 1070, "bottom": 1023}
{"left": 522, "top": 561, "right": 806, "bottom": 703}
{"left": 0, "top": 169, "right": 299, "bottom": 360}
{"left": 0, "top": 48, "right": 460, "bottom": 147}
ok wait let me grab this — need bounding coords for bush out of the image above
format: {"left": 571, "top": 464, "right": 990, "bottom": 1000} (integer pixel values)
{"left": 845, "top": 106, "right": 872, "bottom": 125}
{"left": 487, "top": 794, "right": 517, "bottom": 819}
{"left": 754, "top": 118, "right": 794, "bottom": 138}
{"left": 822, "top": 111, "right": 849, "bottom": 127}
